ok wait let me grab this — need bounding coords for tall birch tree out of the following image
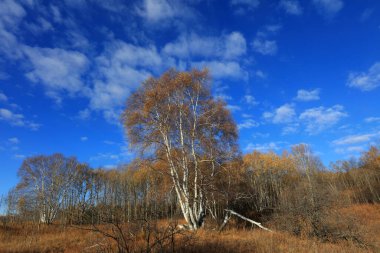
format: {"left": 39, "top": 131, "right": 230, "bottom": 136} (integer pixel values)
{"left": 123, "top": 69, "right": 239, "bottom": 230}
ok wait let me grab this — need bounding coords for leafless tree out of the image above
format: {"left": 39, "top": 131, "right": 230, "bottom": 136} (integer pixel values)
{"left": 16, "top": 154, "right": 84, "bottom": 224}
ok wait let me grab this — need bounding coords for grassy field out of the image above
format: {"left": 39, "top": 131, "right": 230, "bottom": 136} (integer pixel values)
{"left": 1, "top": 204, "right": 379, "bottom": 253}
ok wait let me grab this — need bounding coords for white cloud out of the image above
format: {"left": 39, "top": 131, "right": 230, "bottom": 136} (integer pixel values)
{"left": 230, "top": 0, "right": 260, "bottom": 14}
{"left": 264, "top": 104, "right": 296, "bottom": 124}
{"left": 0, "top": 108, "right": 40, "bottom": 130}
{"left": 90, "top": 152, "right": 119, "bottom": 161}
{"left": 89, "top": 41, "right": 163, "bottom": 122}
{"left": 192, "top": 61, "right": 247, "bottom": 80}
{"left": 365, "top": 117, "right": 380, "bottom": 123}
{"left": 264, "top": 24, "right": 282, "bottom": 34}
{"left": 231, "top": 0, "right": 260, "bottom": 7}
{"left": 138, "top": 0, "right": 175, "bottom": 22}
{"left": 347, "top": 62, "right": 380, "bottom": 91}
{"left": 102, "top": 41, "right": 162, "bottom": 69}
{"left": 238, "top": 119, "right": 259, "bottom": 130}
{"left": 299, "top": 105, "right": 347, "bottom": 134}
{"left": 0, "top": 92, "right": 7, "bottom": 102}
{"left": 332, "top": 132, "right": 380, "bottom": 146}
{"left": 252, "top": 38, "right": 277, "bottom": 56}
{"left": 0, "top": 0, "right": 26, "bottom": 59}
{"left": 0, "top": 108, "right": 24, "bottom": 126}
{"left": 335, "top": 145, "right": 366, "bottom": 155}
{"left": 8, "top": 137, "right": 19, "bottom": 144}
{"left": 80, "top": 136, "right": 88, "bottom": 141}
{"left": 24, "top": 17, "right": 53, "bottom": 34}
{"left": 224, "top": 32, "right": 247, "bottom": 59}
{"left": 103, "top": 140, "right": 118, "bottom": 145}
{"left": 360, "top": 9, "right": 373, "bottom": 22}
{"left": 137, "top": 0, "right": 195, "bottom": 23}
{"left": 313, "top": 0, "right": 344, "bottom": 18}
{"left": 295, "top": 89, "right": 320, "bottom": 101}
{"left": 252, "top": 132, "right": 270, "bottom": 138}
{"left": 215, "top": 94, "right": 232, "bottom": 101}
{"left": 282, "top": 123, "right": 299, "bottom": 135}
{"left": 78, "top": 108, "right": 91, "bottom": 120}
{"left": 280, "top": 0, "right": 303, "bottom": 15}
{"left": 0, "top": 72, "right": 9, "bottom": 80}
{"left": 226, "top": 104, "right": 241, "bottom": 112}
{"left": 23, "top": 46, "right": 89, "bottom": 103}
{"left": 163, "top": 33, "right": 217, "bottom": 59}
{"left": 244, "top": 95, "right": 259, "bottom": 106}
{"left": 255, "top": 70, "right": 266, "bottom": 79}
{"left": 245, "top": 142, "right": 281, "bottom": 152}
{"left": 346, "top": 146, "right": 365, "bottom": 153}
{"left": 163, "top": 32, "right": 247, "bottom": 60}
{"left": 0, "top": 0, "right": 26, "bottom": 27}
{"left": 13, "top": 154, "right": 26, "bottom": 159}
{"left": 214, "top": 83, "right": 232, "bottom": 101}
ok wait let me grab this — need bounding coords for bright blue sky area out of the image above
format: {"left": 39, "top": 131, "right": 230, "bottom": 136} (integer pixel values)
{"left": 1, "top": 0, "right": 380, "bottom": 199}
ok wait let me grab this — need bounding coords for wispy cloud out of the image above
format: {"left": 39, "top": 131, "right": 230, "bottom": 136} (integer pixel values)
{"left": 255, "top": 70, "right": 266, "bottom": 79}
{"left": 245, "top": 141, "right": 283, "bottom": 152}
{"left": 295, "top": 89, "right": 320, "bottom": 101}
{"left": 280, "top": 0, "right": 303, "bottom": 15}
{"left": 90, "top": 152, "right": 119, "bottom": 161}
{"left": 137, "top": 0, "right": 195, "bottom": 23}
{"left": 313, "top": 0, "right": 344, "bottom": 18}
{"left": 0, "top": 0, "right": 26, "bottom": 60}
{"left": 0, "top": 92, "right": 7, "bottom": 102}
{"left": 263, "top": 103, "right": 296, "bottom": 124}
{"left": 299, "top": 105, "right": 347, "bottom": 134}
{"left": 334, "top": 145, "right": 366, "bottom": 155}
{"left": 332, "top": 132, "right": 380, "bottom": 146}
{"left": 8, "top": 137, "right": 19, "bottom": 144}
{"left": 13, "top": 154, "right": 26, "bottom": 159}
{"left": 230, "top": 0, "right": 260, "bottom": 15}
{"left": 0, "top": 108, "right": 41, "bottom": 130}
{"left": 226, "top": 104, "right": 241, "bottom": 112}
{"left": 23, "top": 46, "right": 90, "bottom": 104}
{"left": 80, "top": 136, "right": 88, "bottom": 141}
{"left": 192, "top": 61, "right": 247, "bottom": 80}
{"left": 89, "top": 40, "right": 163, "bottom": 123}
{"left": 163, "top": 32, "right": 247, "bottom": 60}
{"left": 365, "top": 117, "right": 380, "bottom": 123}
{"left": 244, "top": 95, "right": 259, "bottom": 106}
{"left": 360, "top": 8, "right": 373, "bottom": 22}
{"left": 251, "top": 25, "right": 281, "bottom": 56}
{"left": 313, "top": 0, "right": 344, "bottom": 17}
{"left": 252, "top": 38, "right": 277, "bottom": 56}
{"left": 347, "top": 62, "right": 380, "bottom": 91}
{"left": 238, "top": 119, "right": 259, "bottom": 130}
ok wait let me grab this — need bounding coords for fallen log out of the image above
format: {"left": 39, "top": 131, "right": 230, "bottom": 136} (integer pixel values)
{"left": 220, "top": 209, "right": 272, "bottom": 232}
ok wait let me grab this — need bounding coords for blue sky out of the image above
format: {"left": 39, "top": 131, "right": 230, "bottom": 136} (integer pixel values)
{"left": 1, "top": 0, "right": 380, "bottom": 198}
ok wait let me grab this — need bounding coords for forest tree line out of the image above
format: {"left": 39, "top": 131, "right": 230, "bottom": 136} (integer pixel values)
{"left": 4, "top": 144, "right": 380, "bottom": 238}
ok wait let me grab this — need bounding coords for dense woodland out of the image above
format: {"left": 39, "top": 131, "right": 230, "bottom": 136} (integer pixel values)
{"left": 1, "top": 69, "right": 380, "bottom": 252}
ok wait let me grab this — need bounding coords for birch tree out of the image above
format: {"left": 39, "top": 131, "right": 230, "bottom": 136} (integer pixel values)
{"left": 16, "top": 154, "right": 83, "bottom": 224}
{"left": 123, "top": 69, "right": 239, "bottom": 230}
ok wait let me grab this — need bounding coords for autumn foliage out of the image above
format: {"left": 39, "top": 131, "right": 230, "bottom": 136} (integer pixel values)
{"left": 2, "top": 69, "right": 380, "bottom": 252}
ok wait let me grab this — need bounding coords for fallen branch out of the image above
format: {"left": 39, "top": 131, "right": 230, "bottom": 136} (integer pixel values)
{"left": 223, "top": 209, "right": 272, "bottom": 232}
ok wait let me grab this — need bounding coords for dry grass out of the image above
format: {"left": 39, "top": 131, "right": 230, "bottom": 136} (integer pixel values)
{"left": 338, "top": 204, "right": 380, "bottom": 251}
{"left": 182, "top": 229, "right": 370, "bottom": 253}
{"left": 0, "top": 224, "right": 102, "bottom": 253}
{"left": 0, "top": 204, "right": 379, "bottom": 253}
